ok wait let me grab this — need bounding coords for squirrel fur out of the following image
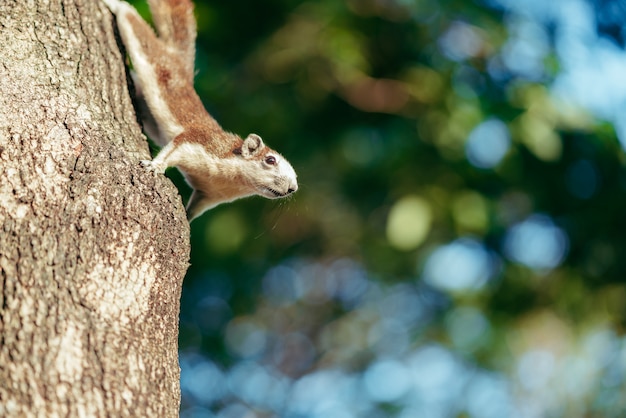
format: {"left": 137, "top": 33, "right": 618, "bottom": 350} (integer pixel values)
{"left": 103, "top": 0, "right": 298, "bottom": 220}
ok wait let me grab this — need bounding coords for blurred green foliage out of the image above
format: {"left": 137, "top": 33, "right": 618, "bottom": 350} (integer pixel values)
{"left": 128, "top": 0, "right": 626, "bottom": 416}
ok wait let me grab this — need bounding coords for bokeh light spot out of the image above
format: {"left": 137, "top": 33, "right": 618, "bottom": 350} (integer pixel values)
{"left": 422, "top": 238, "right": 495, "bottom": 292}
{"left": 465, "top": 373, "right": 512, "bottom": 418}
{"left": 386, "top": 195, "right": 432, "bottom": 251}
{"left": 227, "top": 361, "right": 289, "bottom": 410}
{"left": 503, "top": 214, "right": 569, "bottom": 271}
{"left": 180, "top": 353, "right": 226, "bottom": 405}
{"left": 517, "top": 349, "right": 555, "bottom": 390}
{"left": 517, "top": 113, "right": 563, "bottom": 162}
{"left": 439, "top": 21, "right": 484, "bottom": 61}
{"left": 465, "top": 119, "right": 511, "bottom": 168}
{"left": 287, "top": 370, "right": 361, "bottom": 416}
{"left": 501, "top": 17, "right": 549, "bottom": 80}
{"left": 408, "top": 345, "right": 466, "bottom": 401}
{"left": 363, "top": 359, "right": 411, "bottom": 402}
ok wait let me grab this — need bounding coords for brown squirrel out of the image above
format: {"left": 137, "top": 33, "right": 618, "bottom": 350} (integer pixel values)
{"left": 103, "top": 0, "right": 298, "bottom": 220}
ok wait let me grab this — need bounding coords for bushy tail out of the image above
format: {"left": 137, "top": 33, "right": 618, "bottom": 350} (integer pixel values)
{"left": 147, "top": 0, "right": 196, "bottom": 82}
{"left": 103, "top": 0, "right": 200, "bottom": 144}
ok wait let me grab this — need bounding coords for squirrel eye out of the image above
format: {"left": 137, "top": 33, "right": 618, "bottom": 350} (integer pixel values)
{"left": 265, "top": 156, "right": 277, "bottom": 165}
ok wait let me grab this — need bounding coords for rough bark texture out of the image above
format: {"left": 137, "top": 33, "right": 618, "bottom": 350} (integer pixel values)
{"left": 0, "top": 0, "right": 190, "bottom": 416}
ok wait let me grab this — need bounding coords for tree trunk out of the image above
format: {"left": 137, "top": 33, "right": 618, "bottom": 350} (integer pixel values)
{"left": 0, "top": 1, "right": 190, "bottom": 416}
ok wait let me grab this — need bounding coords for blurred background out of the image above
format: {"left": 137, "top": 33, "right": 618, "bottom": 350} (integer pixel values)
{"left": 131, "top": 0, "right": 626, "bottom": 416}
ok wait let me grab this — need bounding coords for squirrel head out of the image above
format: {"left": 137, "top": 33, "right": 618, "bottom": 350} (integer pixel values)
{"left": 170, "top": 131, "right": 298, "bottom": 220}
{"left": 236, "top": 133, "right": 298, "bottom": 200}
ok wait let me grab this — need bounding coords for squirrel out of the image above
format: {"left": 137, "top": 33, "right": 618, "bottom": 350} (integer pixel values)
{"left": 102, "top": 0, "right": 298, "bottom": 221}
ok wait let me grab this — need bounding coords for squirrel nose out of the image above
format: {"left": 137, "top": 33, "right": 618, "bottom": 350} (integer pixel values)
{"left": 288, "top": 183, "right": 298, "bottom": 194}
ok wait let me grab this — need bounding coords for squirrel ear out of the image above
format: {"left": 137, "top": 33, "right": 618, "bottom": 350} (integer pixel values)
{"left": 241, "top": 134, "right": 265, "bottom": 159}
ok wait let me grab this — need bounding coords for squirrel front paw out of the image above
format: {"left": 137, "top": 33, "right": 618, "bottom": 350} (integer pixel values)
{"left": 140, "top": 159, "right": 166, "bottom": 174}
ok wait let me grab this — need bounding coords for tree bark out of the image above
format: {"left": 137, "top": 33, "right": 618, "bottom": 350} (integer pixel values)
{"left": 0, "top": 0, "right": 190, "bottom": 416}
